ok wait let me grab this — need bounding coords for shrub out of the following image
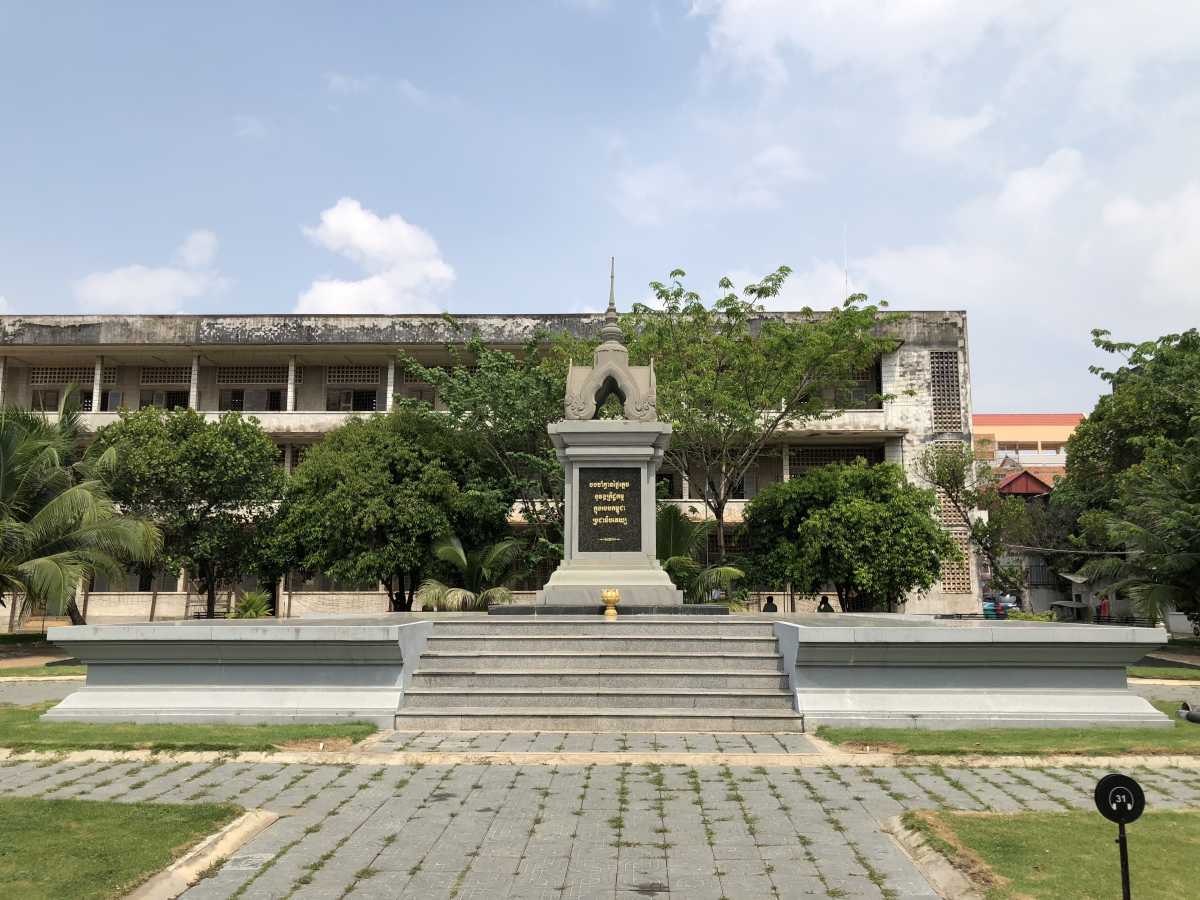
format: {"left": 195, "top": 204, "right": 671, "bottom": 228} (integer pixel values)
{"left": 231, "top": 590, "right": 272, "bottom": 619}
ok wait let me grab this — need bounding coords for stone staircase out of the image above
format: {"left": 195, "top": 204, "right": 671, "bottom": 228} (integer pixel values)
{"left": 394, "top": 617, "right": 803, "bottom": 732}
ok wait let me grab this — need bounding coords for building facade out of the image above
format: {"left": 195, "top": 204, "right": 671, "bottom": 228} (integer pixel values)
{"left": 0, "top": 311, "right": 978, "bottom": 619}
{"left": 972, "top": 412, "right": 1083, "bottom": 485}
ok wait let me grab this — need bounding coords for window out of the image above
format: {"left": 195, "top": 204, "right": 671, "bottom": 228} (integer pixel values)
{"left": 325, "top": 389, "right": 378, "bottom": 412}
{"left": 140, "top": 390, "right": 189, "bottom": 409}
{"left": 216, "top": 366, "right": 296, "bottom": 385}
{"left": 834, "top": 358, "right": 883, "bottom": 410}
{"left": 30, "top": 366, "right": 115, "bottom": 386}
{"left": 80, "top": 390, "right": 123, "bottom": 412}
{"left": 140, "top": 367, "right": 190, "bottom": 385}
{"left": 790, "top": 445, "right": 885, "bottom": 472}
{"left": 930, "top": 350, "right": 963, "bottom": 432}
{"left": 1040, "top": 441, "right": 1065, "bottom": 452}
{"left": 326, "top": 365, "right": 381, "bottom": 385}
{"left": 290, "top": 445, "right": 310, "bottom": 469}
{"left": 31, "top": 389, "right": 59, "bottom": 411}
{"left": 219, "top": 389, "right": 283, "bottom": 411}
{"left": 656, "top": 472, "right": 678, "bottom": 499}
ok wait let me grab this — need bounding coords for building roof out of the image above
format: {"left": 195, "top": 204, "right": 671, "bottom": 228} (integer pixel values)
{"left": 996, "top": 469, "right": 1055, "bottom": 496}
{"left": 973, "top": 413, "right": 1083, "bottom": 426}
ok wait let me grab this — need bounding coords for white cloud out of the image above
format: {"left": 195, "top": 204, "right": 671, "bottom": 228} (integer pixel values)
{"left": 694, "top": 2, "right": 1200, "bottom": 105}
{"left": 995, "top": 148, "right": 1084, "bottom": 216}
{"left": 175, "top": 229, "right": 218, "bottom": 268}
{"left": 296, "top": 198, "right": 455, "bottom": 313}
{"left": 324, "top": 71, "right": 374, "bottom": 94}
{"left": 73, "top": 231, "right": 225, "bottom": 313}
{"left": 232, "top": 115, "right": 267, "bottom": 140}
{"left": 901, "top": 107, "right": 995, "bottom": 160}
{"left": 612, "top": 143, "right": 811, "bottom": 226}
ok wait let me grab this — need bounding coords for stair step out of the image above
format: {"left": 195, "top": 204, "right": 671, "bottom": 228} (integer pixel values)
{"left": 408, "top": 670, "right": 790, "bottom": 689}
{"left": 428, "top": 619, "right": 774, "bottom": 637}
{"left": 402, "top": 688, "right": 796, "bottom": 710}
{"left": 418, "top": 651, "right": 784, "bottom": 672}
{"left": 426, "top": 635, "right": 778, "bottom": 653}
{"left": 392, "top": 707, "right": 805, "bottom": 733}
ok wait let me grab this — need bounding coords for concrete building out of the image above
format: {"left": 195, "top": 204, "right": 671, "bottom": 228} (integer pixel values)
{"left": 0, "top": 310, "right": 978, "bottom": 619}
{"left": 972, "top": 412, "right": 1083, "bottom": 485}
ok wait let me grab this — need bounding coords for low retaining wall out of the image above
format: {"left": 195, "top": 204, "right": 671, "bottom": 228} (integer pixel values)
{"left": 774, "top": 620, "right": 1171, "bottom": 729}
{"left": 42, "top": 619, "right": 433, "bottom": 727}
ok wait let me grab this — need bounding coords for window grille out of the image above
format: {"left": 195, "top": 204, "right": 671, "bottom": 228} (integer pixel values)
{"left": 326, "top": 365, "right": 381, "bottom": 385}
{"left": 930, "top": 351, "right": 963, "bottom": 432}
{"left": 215, "top": 366, "right": 301, "bottom": 385}
{"left": 398, "top": 371, "right": 433, "bottom": 385}
{"left": 790, "top": 445, "right": 884, "bottom": 472}
{"left": 140, "top": 366, "right": 191, "bottom": 385}
{"left": 30, "top": 366, "right": 115, "bottom": 386}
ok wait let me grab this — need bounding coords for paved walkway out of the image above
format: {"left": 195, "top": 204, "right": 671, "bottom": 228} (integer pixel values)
{"left": 3, "top": 750, "right": 1200, "bottom": 898}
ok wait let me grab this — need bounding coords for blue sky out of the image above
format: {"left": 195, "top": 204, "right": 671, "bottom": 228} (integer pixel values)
{"left": 2, "top": 2, "right": 1199, "bottom": 413}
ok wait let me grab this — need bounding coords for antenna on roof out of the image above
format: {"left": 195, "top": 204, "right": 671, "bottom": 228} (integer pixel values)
{"left": 842, "top": 223, "right": 849, "bottom": 298}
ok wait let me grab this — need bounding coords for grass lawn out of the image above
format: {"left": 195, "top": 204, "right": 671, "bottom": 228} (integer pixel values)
{"left": 817, "top": 701, "right": 1200, "bottom": 756}
{"left": 1129, "top": 665, "right": 1200, "bottom": 681}
{"left": 0, "top": 796, "right": 240, "bottom": 900}
{"left": 905, "top": 808, "right": 1198, "bottom": 899}
{"left": 0, "top": 702, "right": 376, "bottom": 752}
{"left": 0, "top": 664, "right": 86, "bottom": 678}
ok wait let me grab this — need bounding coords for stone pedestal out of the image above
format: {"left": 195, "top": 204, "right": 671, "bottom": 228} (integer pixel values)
{"left": 536, "top": 420, "right": 683, "bottom": 607}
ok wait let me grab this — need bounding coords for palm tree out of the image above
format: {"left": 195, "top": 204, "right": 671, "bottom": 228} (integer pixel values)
{"left": 656, "top": 504, "right": 744, "bottom": 603}
{"left": 415, "top": 535, "right": 522, "bottom": 611}
{"left": 1076, "top": 430, "right": 1200, "bottom": 622}
{"left": 0, "top": 392, "right": 161, "bottom": 624}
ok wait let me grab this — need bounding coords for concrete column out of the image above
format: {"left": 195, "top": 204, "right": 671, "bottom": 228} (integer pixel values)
{"left": 283, "top": 444, "right": 292, "bottom": 476}
{"left": 91, "top": 356, "right": 103, "bottom": 412}
{"left": 385, "top": 358, "right": 396, "bottom": 412}
{"left": 781, "top": 444, "right": 791, "bottom": 482}
{"left": 188, "top": 353, "right": 200, "bottom": 409}
{"left": 286, "top": 355, "right": 297, "bottom": 412}
{"left": 177, "top": 567, "right": 187, "bottom": 592}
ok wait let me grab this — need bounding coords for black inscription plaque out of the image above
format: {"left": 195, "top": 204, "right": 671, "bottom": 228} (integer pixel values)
{"left": 578, "top": 466, "right": 641, "bottom": 552}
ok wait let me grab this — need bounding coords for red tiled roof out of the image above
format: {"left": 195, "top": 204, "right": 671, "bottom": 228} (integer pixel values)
{"left": 973, "top": 413, "right": 1084, "bottom": 426}
{"left": 996, "top": 469, "right": 1055, "bottom": 495}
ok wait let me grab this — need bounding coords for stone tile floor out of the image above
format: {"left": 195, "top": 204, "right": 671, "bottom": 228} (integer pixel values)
{"left": 3, "top": 747, "right": 1200, "bottom": 899}
{"left": 369, "top": 731, "right": 820, "bottom": 755}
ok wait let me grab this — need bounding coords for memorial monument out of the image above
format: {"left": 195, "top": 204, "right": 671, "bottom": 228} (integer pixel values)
{"left": 534, "top": 262, "right": 684, "bottom": 608}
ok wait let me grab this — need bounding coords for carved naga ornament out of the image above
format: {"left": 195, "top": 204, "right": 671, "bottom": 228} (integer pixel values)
{"left": 564, "top": 260, "right": 658, "bottom": 423}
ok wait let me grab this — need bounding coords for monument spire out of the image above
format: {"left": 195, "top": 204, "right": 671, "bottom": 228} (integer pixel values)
{"left": 600, "top": 256, "right": 623, "bottom": 343}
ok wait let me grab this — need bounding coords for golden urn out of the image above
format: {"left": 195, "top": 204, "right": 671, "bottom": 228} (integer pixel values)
{"left": 601, "top": 587, "right": 620, "bottom": 620}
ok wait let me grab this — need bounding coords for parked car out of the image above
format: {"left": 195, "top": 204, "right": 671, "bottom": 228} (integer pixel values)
{"left": 982, "top": 595, "right": 1021, "bottom": 619}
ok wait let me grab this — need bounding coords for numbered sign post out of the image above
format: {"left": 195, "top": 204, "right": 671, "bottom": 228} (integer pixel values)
{"left": 1093, "top": 773, "right": 1145, "bottom": 900}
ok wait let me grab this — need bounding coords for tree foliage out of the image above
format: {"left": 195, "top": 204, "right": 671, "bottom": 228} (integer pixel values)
{"left": 914, "top": 444, "right": 1030, "bottom": 594}
{"left": 1077, "top": 425, "right": 1200, "bottom": 622}
{"left": 743, "top": 461, "right": 958, "bottom": 611}
{"left": 415, "top": 535, "right": 522, "bottom": 611}
{"left": 0, "top": 399, "right": 160, "bottom": 619}
{"left": 400, "top": 331, "right": 589, "bottom": 572}
{"left": 273, "top": 404, "right": 512, "bottom": 611}
{"left": 95, "top": 407, "right": 282, "bottom": 617}
{"left": 624, "top": 268, "right": 899, "bottom": 559}
{"left": 654, "top": 504, "right": 744, "bottom": 603}
{"left": 1057, "top": 328, "right": 1200, "bottom": 512}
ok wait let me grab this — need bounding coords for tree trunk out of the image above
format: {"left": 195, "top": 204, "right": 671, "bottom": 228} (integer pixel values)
{"left": 404, "top": 569, "right": 419, "bottom": 612}
{"left": 205, "top": 563, "right": 217, "bottom": 618}
{"left": 385, "top": 576, "right": 399, "bottom": 613}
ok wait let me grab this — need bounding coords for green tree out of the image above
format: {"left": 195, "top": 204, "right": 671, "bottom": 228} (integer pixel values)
{"left": 400, "top": 331, "right": 588, "bottom": 571}
{"left": 1077, "top": 426, "right": 1200, "bottom": 623}
{"left": 915, "top": 444, "right": 1029, "bottom": 594}
{"left": 624, "top": 269, "right": 899, "bottom": 559}
{"left": 744, "top": 461, "right": 958, "bottom": 611}
{"left": 1057, "top": 328, "right": 1200, "bottom": 512}
{"left": 655, "top": 505, "right": 744, "bottom": 603}
{"left": 415, "top": 536, "right": 521, "bottom": 610}
{"left": 0, "top": 402, "right": 161, "bottom": 621}
{"left": 274, "top": 405, "right": 511, "bottom": 611}
{"left": 95, "top": 408, "right": 283, "bottom": 617}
